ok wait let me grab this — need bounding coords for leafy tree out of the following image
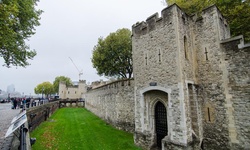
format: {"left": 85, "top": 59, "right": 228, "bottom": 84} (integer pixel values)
{"left": 34, "top": 82, "right": 54, "bottom": 98}
{"left": 92, "top": 28, "right": 133, "bottom": 79}
{"left": 0, "top": 0, "right": 42, "bottom": 67}
{"left": 53, "top": 76, "right": 73, "bottom": 94}
{"left": 166, "top": 0, "right": 250, "bottom": 41}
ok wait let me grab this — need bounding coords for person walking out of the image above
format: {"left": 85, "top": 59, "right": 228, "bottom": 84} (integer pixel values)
{"left": 13, "top": 98, "right": 17, "bottom": 109}
{"left": 22, "top": 98, "right": 26, "bottom": 110}
{"left": 17, "top": 98, "right": 21, "bottom": 109}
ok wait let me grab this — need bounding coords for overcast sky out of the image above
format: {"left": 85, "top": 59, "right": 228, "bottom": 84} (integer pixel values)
{"left": 0, "top": 0, "right": 166, "bottom": 95}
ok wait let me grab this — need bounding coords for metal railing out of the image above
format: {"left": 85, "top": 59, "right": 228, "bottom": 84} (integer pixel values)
{"left": 20, "top": 124, "right": 28, "bottom": 150}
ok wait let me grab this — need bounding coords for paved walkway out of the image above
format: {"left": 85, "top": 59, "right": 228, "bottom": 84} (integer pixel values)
{"left": 0, "top": 103, "right": 21, "bottom": 149}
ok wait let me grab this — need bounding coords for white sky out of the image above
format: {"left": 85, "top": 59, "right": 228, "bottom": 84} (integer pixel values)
{"left": 0, "top": 0, "right": 166, "bottom": 95}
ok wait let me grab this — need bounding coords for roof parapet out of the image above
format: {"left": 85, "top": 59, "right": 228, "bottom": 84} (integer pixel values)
{"left": 132, "top": 4, "right": 177, "bottom": 36}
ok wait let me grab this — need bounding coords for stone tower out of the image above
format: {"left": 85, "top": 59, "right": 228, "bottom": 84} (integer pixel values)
{"left": 59, "top": 80, "right": 87, "bottom": 99}
{"left": 59, "top": 81, "right": 67, "bottom": 99}
{"left": 132, "top": 4, "right": 249, "bottom": 150}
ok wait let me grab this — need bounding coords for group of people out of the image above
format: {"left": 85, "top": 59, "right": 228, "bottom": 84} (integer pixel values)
{"left": 11, "top": 97, "right": 32, "bottom": 109}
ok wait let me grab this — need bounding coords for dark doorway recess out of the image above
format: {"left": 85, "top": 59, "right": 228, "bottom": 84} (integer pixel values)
{"left": 155, "top": 101, "right": 168, "bottom": 148}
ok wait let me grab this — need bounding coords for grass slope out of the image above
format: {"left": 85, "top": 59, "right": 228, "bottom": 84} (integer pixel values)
{"left": 31, "top": 108, "right": 141, "bottom": 150}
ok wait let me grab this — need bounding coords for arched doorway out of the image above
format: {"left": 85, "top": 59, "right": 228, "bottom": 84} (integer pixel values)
{"left": 155, "top": 101, "right": 168, "bottom": 148}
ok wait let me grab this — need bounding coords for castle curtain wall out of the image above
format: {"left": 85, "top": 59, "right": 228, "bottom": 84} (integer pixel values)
{"left": 85, "top": 79, "right": 135, "bottom": 132}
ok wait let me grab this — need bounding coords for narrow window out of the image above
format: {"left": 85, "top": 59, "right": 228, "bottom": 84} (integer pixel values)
{"left": 207, "top": 107, "right": 211, "bottom": 122}
{"left": 75, "top": 91, "right": 77, "bottom": 94}
{"left": 158, "top": 49, "right": 161, "bottom": 63}
{"left": 184, "top": 36, "right": 188, "bottom": 60}
{"left": 68, "top": 91, "right": 70, "bottom": 94}
{"left": 205, "top": 48, "right": 208, "bottom": 61}
{"left": 204, "top": 103, "right": 215, "bottom": 123}
{"left": 145, "top": 52, "right": 148, "bottom": 65}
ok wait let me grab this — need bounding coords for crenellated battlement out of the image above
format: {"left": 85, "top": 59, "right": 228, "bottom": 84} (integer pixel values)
{"left": 89, "top": 78, "right": 133, "bottom": 91}
{"left": 79, "top": 80, "right": 86, "bottom": 84}
{"left": 132, "top": 4, "right": 183, "bottom": 36}
{"left": 132, "top": 4, "right": 229, "bottom": 38}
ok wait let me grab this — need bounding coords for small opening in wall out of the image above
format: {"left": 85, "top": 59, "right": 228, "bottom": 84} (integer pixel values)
{"left": 207, "top": 107, "right": 211, "bottom": 122}
{"left": 205, "top": 48, "right": 208, "bottom": 61}
{"left": 182, "top": 13, "right": 186, "bottom": 24}
{"left": 158, "top": 49, "right": 161, "bottom": 63}
{"left": 184, "top": 36, "right": 188, "bottom": 60}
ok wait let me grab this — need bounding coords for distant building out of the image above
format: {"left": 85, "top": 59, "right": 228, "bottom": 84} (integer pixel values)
{"left": 59, "top": 80, "right": 87, "bottom": 99}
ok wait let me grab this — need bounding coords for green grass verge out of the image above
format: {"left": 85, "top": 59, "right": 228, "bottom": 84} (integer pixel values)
{"left": 31, "top": 108, "right": 141, "bottom": 150}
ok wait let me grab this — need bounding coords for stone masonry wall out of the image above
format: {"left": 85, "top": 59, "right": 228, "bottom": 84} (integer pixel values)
{"left": 221, "top": 37, "right": 250, "bottom": 149}
{"left": 193, "top": 6, "right": 231, "bottom": 150}
{"left": 85, "top": 79, "right": 135, "bottom": 132}
{"left": 176, "top": 6, "right": 197, "bottom": 145}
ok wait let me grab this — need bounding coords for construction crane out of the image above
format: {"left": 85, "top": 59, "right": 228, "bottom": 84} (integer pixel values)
{"left": 69, "top": 57, "right": 83, "bottom": 80}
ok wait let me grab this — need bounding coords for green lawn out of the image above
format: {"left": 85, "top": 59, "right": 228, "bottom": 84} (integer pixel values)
{"left": 31, "top": 108, "right": 141, "bottom": 150}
